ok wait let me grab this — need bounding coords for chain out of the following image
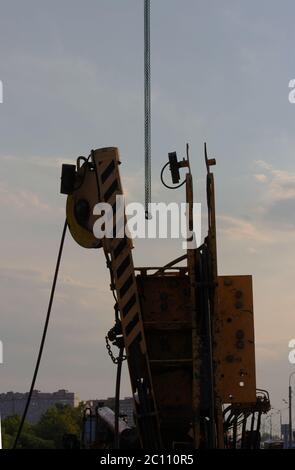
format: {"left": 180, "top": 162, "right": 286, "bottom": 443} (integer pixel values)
{"left": 105, "top": 335, "right": 127, "bottom": 364}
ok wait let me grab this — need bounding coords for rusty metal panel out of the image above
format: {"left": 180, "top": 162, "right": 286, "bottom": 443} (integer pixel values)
{"left": 215, "top": 275, "right": 256, "bottom": 404}
{"left": 152, "top": 368, "right": 192, "bottom": 423}
{"left": 145, "top": 328, "right": 192, "bottom": 361}
{"left": 137, "top": 276, "right": 191, "bottom": 323}
{"left": 137, "top": 275, "right": 193, "bottom": 445}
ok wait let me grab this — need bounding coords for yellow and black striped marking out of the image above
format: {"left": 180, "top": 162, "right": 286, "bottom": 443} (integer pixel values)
{"left": 91, "top": 147, "right": 162, "bottom": 448}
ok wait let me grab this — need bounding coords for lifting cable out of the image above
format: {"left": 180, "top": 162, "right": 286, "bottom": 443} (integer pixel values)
{"left": 114, "top": 346, "right": 124, "bottom": 449}
{"left": 13, "top": 219, "right": 67, "bottom": 449}
{"left": 144, "top": 0, "right": 151, "bottom": 219}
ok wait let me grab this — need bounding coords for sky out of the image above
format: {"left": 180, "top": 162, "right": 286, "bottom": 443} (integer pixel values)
{"left": 0, "top": 0, "right": 295, "bottom": 434}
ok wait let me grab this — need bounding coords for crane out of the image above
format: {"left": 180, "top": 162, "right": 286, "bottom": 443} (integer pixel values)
{"left": 60, "top": 145, "right": 270, "bottom": 449}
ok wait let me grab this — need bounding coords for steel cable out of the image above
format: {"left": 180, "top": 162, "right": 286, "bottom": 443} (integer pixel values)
{"left": 13, "top": 220, "right": 67, "bottom": 449}
{"left": 144, "top": 0, "right": 151, "bottom": 218}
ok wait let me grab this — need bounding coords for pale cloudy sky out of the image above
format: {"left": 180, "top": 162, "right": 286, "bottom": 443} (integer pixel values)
{"left": 0, "top": 0, "right": 295, "bottom": 433}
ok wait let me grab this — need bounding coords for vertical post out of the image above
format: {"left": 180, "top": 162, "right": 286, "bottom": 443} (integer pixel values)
{"left": 279, "top": 410, "right": 282, "bottom": 440}
{"left": 186, "top": 173, "right": 201, "bottom": 448}
{"left": 204, "top": 146, "right": 223, "bottom": 448}
{"left": 289, "top": 385, "right": 292, "bottom": 448}
{"left": 0, "top": 413, "right": 2, "bottom": 450}
{"left": 255, "top": 411, "right": 262, "bottom": 449}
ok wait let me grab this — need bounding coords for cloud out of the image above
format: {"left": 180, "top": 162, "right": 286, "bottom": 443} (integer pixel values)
{"left": 255, "top": 160, "right": 274, "bottom": 172}
{"left": 0, "top": 153, "right": 73, "bottom": 169}
{"left": 253, "top": 160, "right": 295, "bottom": 229}
{"left": 218, "top": 214, "right": 273, "bottom": 243}
{"left": 254, "top": 160, "right": 295, "bottom": 203}
{"left": 254, "top": 173, "right": 268, "bottom": 183}
{"left": 0, "top": 266, "right": 49, "bottom": 290}
{"left": 0, "top": 181, "right": 50, "bottom": 212}
{"left": 0, "top": 265, "right": 102, "bottom": 292}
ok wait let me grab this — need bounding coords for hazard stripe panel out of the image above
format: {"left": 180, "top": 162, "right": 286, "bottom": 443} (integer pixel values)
{"left": 92, "top": 147, "right": 162, "bottom": 448}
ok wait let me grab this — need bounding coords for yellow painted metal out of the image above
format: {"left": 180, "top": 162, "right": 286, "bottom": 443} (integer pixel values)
{"left": 215, "top": 275, "right": 256, "bottom": 404}
{"left": 66, "top": 159, "right": 101, "bottom": 249}
{"left": 66, "top": 195, "right": 100, "bottom": 249}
